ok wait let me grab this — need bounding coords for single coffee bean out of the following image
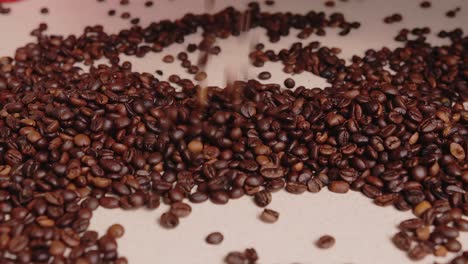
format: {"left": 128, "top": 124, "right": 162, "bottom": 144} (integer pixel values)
{"left": 258, "top": 71, "right": 271, "bottom": 80}
{"left": 107, "top": 224, "right": 125, "bottom": 238}
{"left": 420, "top": 1, "right": 431, "bottom": 8}
{"left": 206, "top": 232, "right": 224, "bottom": 245}
{"left": 170, "top": 202, "right": 192, "bottom": 218}
{"left": 145, "top": 1, "right": 154, "bottom": 7}
{"left": 393, "top": 231, "right": 411, "bottom": 251}
{"left": 163, "top": 55, "right": 174, "bottom": 63}
{"left": 316, "top": 235, "right": 335, "bottom": 249}
{"left": 254, "top": 190, "right": 272, "bottom": 207}
{"left": 284, "top": 78, "right": 295, "bottom": 89}
{"left": 159, "top": 212, "right": 179, "bottom": 229}
{"left": 260, "top": 208, "right": 279, "bottom": 223}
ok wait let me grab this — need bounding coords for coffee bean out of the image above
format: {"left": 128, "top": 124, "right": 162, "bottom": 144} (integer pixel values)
{"left": 324, "top": 1, "right": 335, "bottom": 7}
{"left": 408, "top": 244, "right": 428, "bottom": 260}
{"left": 74, "top": 134, "right": 91, "bottom": 147}
{"left": 420, "top": 1, "right": 431, "bottom": 8}
{"left": 40, "top": 7, "right": 49, "bottom": 14}
{"left": 8, "top": 235, "right": 28, "bottom": 253}
{"left": 393, "top": 232, "right": 411, "bottom": 251}
{"left": 450, "top": 142, "right": 465, "bottom": 160}
{"left": 121, "top": 12, "right": 130, "bottom": 19}
{"left": 99, "top": 197, "right": 120, "bottom": 209}
{"left": 414, "top": 201, "right": 431, "bottom": 217}
{"left": 316, "top": 235, "right": 335, "bottom": 249}
{"left": 195, "top": 72, "right": 207, "bottom": 81}
{"left": 163, "top": 55, "right": 174, "bottom": 63}
{"left": 188, "top": 140, "right": 203, "bottom": 153}
{"left": 170, "top": 202, "right": 192, "bottom": 218}
{"left": 254, "top": 190, "right": 272, "bottom": 207}
{"left": 49, "top": 240, "right": 66, "bottom": 256}
{"left": 328, "top": 181, "right": 350, "bottom": 193}
{"left": 284, "top": 78, "right": 295, "bottom": 89}
{"left": 98, "top": 235, "right": 117, "bottom": 252}
{"left": 107, "top": 224, "right": 125, "bottom": 238}
{"left": 258, "top": 71, "right": 271, "bottom": 80}
{"left": 145, "top": 1, "right": 153, "bottom": 7}
{"left": 445, "top": 239, "right": 462, "bottom": 252}
{"left": 260, "top": 208, "right": 279, "bottom": 223}
{"left": 206, "top": 232, "right": 224, "bottom": 245}
{"left": 160, "top": 212, "right": 179, "bottom": 229}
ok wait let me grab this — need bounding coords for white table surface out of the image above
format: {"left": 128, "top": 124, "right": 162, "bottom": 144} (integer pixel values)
{"left": 1, "top": 0, "right": 467, "bottom": 263}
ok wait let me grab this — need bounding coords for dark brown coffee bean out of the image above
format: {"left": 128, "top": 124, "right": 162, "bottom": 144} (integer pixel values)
{"left": 254, "top": 190, "right": 272, "bottom": 207}
{"left": 206, "top": 232, "right": 224, "bottom": 245}
{"left": 408, "top": 244, "right": 428, "bottom": 260}
{"left": 121, "top": 12, "right": 130, "bottom": 19}
{"left": 420, "top": 1, "right": 431, "bottom": 8}
{"left": 284, "top": 78, "right": 295, "bottom": 89}
{"left": 159, "top": 212, "right": 179, "bottom": 229}
{"left": 170, "top": 202, "right": 192, "bottom": 218}
{"left": 445, "top": 239, "right": 462, "bottom": 252}
{"left": 145, "top": 1, "right": 153, "bottom": 7}
{"left": 8, "top": 235, "right": 28, "bottom": 253}
{"left": 258, "top": 71, "right": 271, "bottom": 80}
{"left": 163, "top": 55, "right": 174, "bottom": 63}
{"left": 211, "top": 191, "right": 229, "bottom": 205}
{"left": 40, "top": 7, "right": 49, "bottom": 14}
{"left": 316, "top": 235, "right": 335, "bottom": 249}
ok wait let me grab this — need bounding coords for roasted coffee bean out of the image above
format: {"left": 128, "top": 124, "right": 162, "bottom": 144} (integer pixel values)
{"left": 170, "top": 202, "right": 192, "bottom": 218}
{"left": 206, "top": 232, "right": 224, "bottom": 245}
{"left": 284, "top": 78, "right": 295, "bottom": 89}
{"left": 159, "top": 212, "right": 179, "bottom": 229}
{"left": 258, "top": 71, "right": 271, "bottom": 80}
{"left": 328, "top": 181, "right": 349, "bottom": 193}
{"left": 107, "top": 224, "right": 125, "bottom": 239}
{"left": 393, "top": 232, "right": 411, "bottom": 251}
{"left": 254, "top": 190, "right": 272, "bottom": 207}
{"left": 316, "top": 235, "right": 335, "bottom": 249}
{"left": 259, "top": 208, "right": 279, "bottom": 223}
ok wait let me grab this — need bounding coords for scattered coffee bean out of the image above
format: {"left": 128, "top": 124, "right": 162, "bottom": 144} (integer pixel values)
{"left": 206, "top": 232, "right": 224, "bottom": 245}
{"left": 284, "top": 78, "right": 295, "bottom": 88}
{"left": 163, "top": 55, "right": 175, "bottom": 63}
{"left": 324, "top": 1, "right": 335, "bottom": 7}
{"left": 145, "top": 1, "right": 154, "bottom": 7}
{"left": 121, "top": 12, "right": 130, "bottom": 19}
{"left": 195, "top": 71, "right": 208, "bottom": 81}
{"left": 260, "top": 208, "right": 279, "bottom": 223}
{"left": 40, "top": 7, "right": 49, "bottom": 14}
{"left": 420, "top": 1, "right": 431, "bottom": 8}
{"left": 316, "top": 235, "right": 335, "bottom": 249}
{"left": 258, "top": 71, "right": 271, "bottom": 80}
{"left": 107, "top": 224, "right": 125, "bottom": 239}
{"left": 160, "top": 212, "right": 179, "bottom": 229}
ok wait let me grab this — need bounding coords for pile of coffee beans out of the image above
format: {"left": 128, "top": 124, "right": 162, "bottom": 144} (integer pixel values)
{"left": 0, "top": 2, "right": 466, "bottom": 264}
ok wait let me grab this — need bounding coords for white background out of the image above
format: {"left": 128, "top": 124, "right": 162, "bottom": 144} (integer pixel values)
{"left": 1, "top": 0, "right": 467, "bottom": 263}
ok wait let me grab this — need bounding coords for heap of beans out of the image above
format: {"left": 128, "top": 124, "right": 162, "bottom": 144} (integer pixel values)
{"left": 0, "top": 2, "right": 466, "bottom": 264}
